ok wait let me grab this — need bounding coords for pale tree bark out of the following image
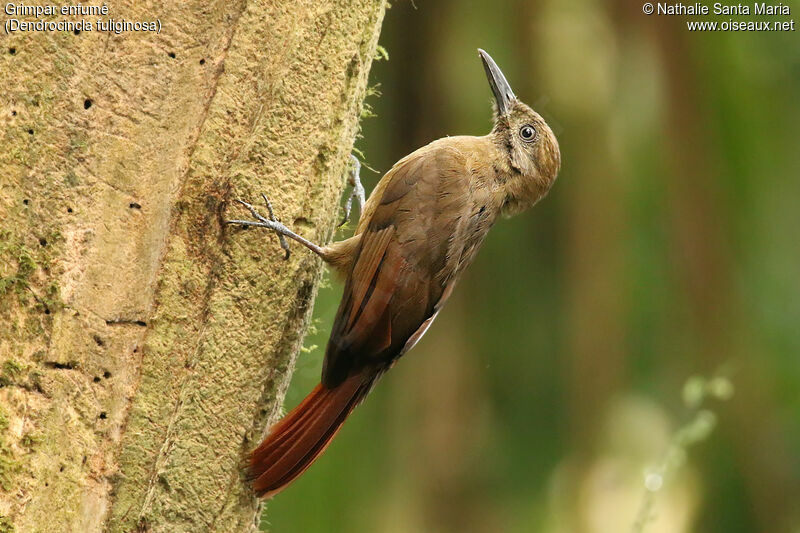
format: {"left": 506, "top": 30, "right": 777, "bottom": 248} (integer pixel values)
{"left": 0, "top": 1, "right": 386, "bottom": 531}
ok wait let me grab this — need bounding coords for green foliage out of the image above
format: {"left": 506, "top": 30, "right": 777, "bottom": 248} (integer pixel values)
{"left": 633, "top": 372, "right": 735, "bottom": 532}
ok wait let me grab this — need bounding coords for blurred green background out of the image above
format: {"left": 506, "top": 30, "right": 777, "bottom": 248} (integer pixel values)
{"left": 266, "top": 2, "right": 800, "bottom": 532}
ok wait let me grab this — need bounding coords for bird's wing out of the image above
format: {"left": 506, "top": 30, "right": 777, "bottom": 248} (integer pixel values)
{"left": 322, "top": 144, "right": 470, "bottom": 387}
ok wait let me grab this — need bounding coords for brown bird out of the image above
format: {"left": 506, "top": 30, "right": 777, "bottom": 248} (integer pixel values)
{"left": 227, "top": 49, "right": 561, "bottom": 498}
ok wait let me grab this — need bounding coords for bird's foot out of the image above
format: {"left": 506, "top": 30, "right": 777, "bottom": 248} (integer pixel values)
{"left": 226, "top": 194, "right": 324, "bottom": 260}
{"left": 338, "top": 154, "right": 366, "bottom": 228}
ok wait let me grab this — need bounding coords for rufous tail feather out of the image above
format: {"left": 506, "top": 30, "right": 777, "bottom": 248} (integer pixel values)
{"left": 248, "top": 372, "right": 375, "bottom": 498}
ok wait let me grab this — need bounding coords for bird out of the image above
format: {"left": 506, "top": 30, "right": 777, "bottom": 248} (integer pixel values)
{"left": 226, "top": 49, "right": 561, "bottom": 498}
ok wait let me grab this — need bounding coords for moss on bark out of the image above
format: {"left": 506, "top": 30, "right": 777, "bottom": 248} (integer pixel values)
{"left": 0, "top": 1, "right": 386, "bottom": 531}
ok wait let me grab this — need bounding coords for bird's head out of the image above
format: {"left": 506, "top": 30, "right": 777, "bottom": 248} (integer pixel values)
{"left": 479, "top": 49, "right": 561, "bottom": 216}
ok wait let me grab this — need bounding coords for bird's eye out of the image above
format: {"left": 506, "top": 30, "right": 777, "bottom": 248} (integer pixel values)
{"left": 519, "top": 125, "right": 536, "bottom": 142}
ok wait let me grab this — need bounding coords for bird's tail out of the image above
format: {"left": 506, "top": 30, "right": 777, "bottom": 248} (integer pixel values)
{"left": 248, "top": 372, "right": 376, "bottom": 498}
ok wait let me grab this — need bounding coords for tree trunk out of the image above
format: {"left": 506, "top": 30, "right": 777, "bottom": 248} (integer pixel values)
{"left": 0, "top": 1, "right": 386, "bottom": 531}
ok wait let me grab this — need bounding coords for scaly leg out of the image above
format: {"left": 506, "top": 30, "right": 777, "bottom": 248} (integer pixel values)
{"left": 227, "top": 194, "right": 324, "bottom": 260}
{"left": 338, "top": 155, "right": 366, "bottom": 228}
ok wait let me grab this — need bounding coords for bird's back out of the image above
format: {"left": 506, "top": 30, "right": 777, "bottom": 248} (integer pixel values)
{"left": 323, "top": 136, "right": 501, "bottom": 387}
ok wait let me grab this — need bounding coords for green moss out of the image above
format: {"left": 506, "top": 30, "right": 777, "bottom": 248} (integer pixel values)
{"left": 0, "top": 407, "right": 17, "bottom": 492}
{"left": 9, "top": 144, "right": 30, "bottom": 166}
{"left": 0, "top": 452, "right": 19, "bottom": 491}
{"left": 0, "top": 515, "right": 15, "bottom": 533}
{"left": 2, "top": 360, "right": 22, "bottom": 377}
{"left": 20, "top": 433, "right": 42, "bottom": 449}
{"left": 0, "top": 234, "right": 38, "bottom": 301}
{"left": 68, "top": 132, "right": 87, "bottom": 152}
{"left": 374, "top": 44, "right": 389, "bottom": 61}
{"left": 64, "top": 170, "right": 79, "bottom": 187}
{"left": 359, "top": 102, "right": 376, "bottom": 119}
{"left": 39, "top": 284, "right": 62, "bottom": 314}
{"left": 0, "top": 360, "right": 24, "bottom": 387}
{"left": 27, "top": 370, "right": 43, "bottom": 392}
{"left": 23, "top": 315, "right": 44, "bottom": 337}
{"left": 0, "top": 228, "right": 61, "bottom": 316}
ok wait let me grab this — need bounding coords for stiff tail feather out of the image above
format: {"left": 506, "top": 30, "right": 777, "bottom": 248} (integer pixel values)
{"left": 248, "top": 372, "right": 375, "bottom": 498}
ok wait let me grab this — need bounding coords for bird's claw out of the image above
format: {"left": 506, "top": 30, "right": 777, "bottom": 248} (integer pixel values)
{"left": 338, "top": 155, "right": 366, "bottom": 228}
{"left": 227, "top": 195, "right": 291, "bottom": 260}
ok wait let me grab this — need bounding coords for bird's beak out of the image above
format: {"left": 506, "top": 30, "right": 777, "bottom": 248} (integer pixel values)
{"left": 478, "top": 49, "right": 516, "bottom": 116}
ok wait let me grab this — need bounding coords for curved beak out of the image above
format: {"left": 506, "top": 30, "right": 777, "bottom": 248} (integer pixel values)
{"left": 478, "top": 49, "right": 516, "bottom": 116}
